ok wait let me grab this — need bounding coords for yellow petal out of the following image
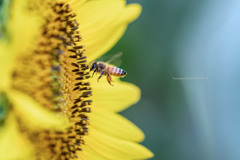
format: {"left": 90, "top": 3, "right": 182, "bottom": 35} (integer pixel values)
{"left": 117, "top": 4, "right": 142, "bottom": 24}
{"left": 90, "top": 76, "right": 141, "bottom": 112}
{"left": 0, "top": 42, "right": 13, "bottom": 90}
{"left": 75, "top": 0, "right": 125, "bottom": 31}
{"left": 9, "top": 0, "right": 42, "bottom": 56}
{"left": 69, "top": 0, "right": 87, "bottom": 8}
{"left": 75, "top": 0, "right": 125, "bottom": 61}
{"left": 7, "top": 89, "right": 70, "bottom": 130}
{"left": 79, "top": 145, "right": 109, "bottom": 160}
{"left": 90, "top": 107, "right": 144, "bottom": 142}
{"left": 85, "top": 128, "right": 154, "bottom": 160}
{"left": 0, "top": 113, "right": 33, "bottom": 160}
{"left": 84, "top": 25, "right": 127, "bottom": 62}
{"left": 0, "top": 0, "right": 43, "bottom": 91}
{"left": 75, "top": 1, "right": 141, "bottom": 61}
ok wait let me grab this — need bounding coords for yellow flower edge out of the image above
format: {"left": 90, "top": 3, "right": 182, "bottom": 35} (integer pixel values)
{"left": 0, "top": 113, "right": 33, "bottom": 160}
{"left": 0, "top": 0, "right": 153, "bottom": 159}
{"left": 7, "top": 89, "right": 70, "bottom": 130}
{"left": 82, "top": 128, "right": 153, "bottom": 160}
{"left": 90, "top": 76, "right": 141, "bottom": 112}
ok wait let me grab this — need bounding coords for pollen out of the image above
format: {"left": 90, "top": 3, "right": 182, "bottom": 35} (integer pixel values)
{"left": 11, "top": 2, "right": 92, "bottom": 159}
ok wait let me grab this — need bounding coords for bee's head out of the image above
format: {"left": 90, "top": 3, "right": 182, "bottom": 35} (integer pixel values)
{"left": 89, "top": 62, "right": 97, "bottom": 71}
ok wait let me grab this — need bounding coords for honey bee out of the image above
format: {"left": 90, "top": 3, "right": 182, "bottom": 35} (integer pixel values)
{"left": 89, "top": 52, "right": 127, "bottom": 86}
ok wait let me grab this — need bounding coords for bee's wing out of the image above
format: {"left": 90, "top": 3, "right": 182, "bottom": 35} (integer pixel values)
{"left": 105, "top": 52, "right": 123, "bottom": 67}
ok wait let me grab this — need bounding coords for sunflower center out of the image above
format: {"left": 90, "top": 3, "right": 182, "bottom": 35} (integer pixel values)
{"left": 12, "top": 2, "right": 92, "bottom": 159}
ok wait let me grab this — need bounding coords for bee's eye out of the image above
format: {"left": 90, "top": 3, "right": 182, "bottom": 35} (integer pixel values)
{"left": 92, "top": 63, "right": 96, "bottom": 69}
{"left": 90, "top": 63, "right": 96, "bottom": 70}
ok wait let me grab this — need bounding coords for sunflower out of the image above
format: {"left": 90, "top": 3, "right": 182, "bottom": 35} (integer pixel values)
{"left": 0, "top": 0, "right": 153, "bottom": 159}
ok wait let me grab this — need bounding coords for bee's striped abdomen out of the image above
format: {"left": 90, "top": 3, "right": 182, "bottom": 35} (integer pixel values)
{"left": 108, "top": 66, "right": 127, "bottom": 77}
{"left": 119, "top": 68, "right": 127, "bottom": 77}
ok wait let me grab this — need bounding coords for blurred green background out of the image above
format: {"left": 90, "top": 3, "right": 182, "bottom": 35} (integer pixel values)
{"left": 108, "top": 0, "right": 240, "bottom": 160}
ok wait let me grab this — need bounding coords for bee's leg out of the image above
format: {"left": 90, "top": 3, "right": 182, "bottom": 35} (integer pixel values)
{"left": 107, "top": 74, "right": 113, "bottom": 86}
{"left": 92, "top": 69, "right": 97, "bottom": 77}
{"left": 97, "top": 71, "right": 105, "bottom": 82}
